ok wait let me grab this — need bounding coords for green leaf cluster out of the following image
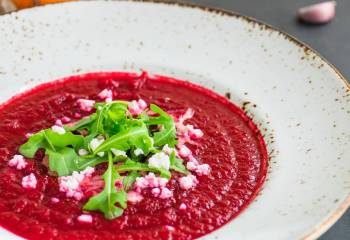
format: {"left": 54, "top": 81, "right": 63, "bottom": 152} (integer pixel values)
{"left": 19, "top": 100, "right": 188, "bottom": 219}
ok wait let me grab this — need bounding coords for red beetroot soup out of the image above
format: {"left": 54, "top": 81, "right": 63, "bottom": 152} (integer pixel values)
{"left": 0, "top": 72, "right": 268, "bottom": 240}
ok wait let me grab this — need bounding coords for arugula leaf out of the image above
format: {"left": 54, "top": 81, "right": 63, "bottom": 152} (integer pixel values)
{"left": 77, "top": 156, "right": 107, "bottom": 171}
{"left": 157, "top": 168, "right": 172, "bottom": 179}
{"left": 169, "top": 151, "right": 189, "bottom": 175}
{"left": 46, "top": 147, "right": 81, "bottom": 176}
{"left": 45, "top": 129, "right": 84, "bottom": 149}
{"left": 108, "top": 102, "right": 128, "bottom": 122}
{"left": 93, "top": 121, "right": 151, "bottom": 154}
{"left": 116, "top": 160, "right": 171, "bottom": 179}
{"left": 148, "top": 104, "right": 177, "bottom": 147}
{"left": 64, "top": 114, "right": 97, "bottom": 132}
{"left": 84, "top": 153, "right": 128, "bottom": 219}
{"left": 122, "top": 171, "right": 140, "bottom": 191}
{"left": 19, "top": 131, "right": 45, "bottom": 158}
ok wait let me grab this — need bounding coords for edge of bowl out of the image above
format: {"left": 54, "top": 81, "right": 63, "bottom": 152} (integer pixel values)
{"left": 2, "top": 0, "right": 350, "bottom": 239}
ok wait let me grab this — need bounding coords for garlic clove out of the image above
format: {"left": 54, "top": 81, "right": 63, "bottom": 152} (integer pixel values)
{"left": 298, "top": 1, "right": 336, "bottom": 24}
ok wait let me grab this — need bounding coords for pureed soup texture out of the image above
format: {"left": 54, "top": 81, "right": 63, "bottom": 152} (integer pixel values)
{"left": 0, "top": 72, "right": 268, "bottom": 240}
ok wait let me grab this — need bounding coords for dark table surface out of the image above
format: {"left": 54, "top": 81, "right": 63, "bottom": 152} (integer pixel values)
{"left": 184, "top": 0, "right": 349, "bottom": 239}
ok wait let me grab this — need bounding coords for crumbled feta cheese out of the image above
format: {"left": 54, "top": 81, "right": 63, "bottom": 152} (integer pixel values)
{"left": 22, "top": 173, "right": 37, "bottom": 189}
{"left": 105, "top": 97, "right": 112, "bottom": 103}
{"left": 77, "top": 99, "right": 95, "bottom": 112}
{"left": 186, "top": 161, "right": 198, "bottom": 171}
{"left": 162, "top": 144, "right": 175, "bottom": 155}
{"left": 151, "top": 187, "right": 173, "bottom": 199}
{"left": 128, "top": 100, "right": 140, "bottom": 114}
{"left": 98, "top": 89, "right": 113, "bottom": 101}
{"left": 58, "top": 167, "right": 95, "bottom": 200}
{"left": 134, "top": 177, "right": 149, "bottom": 192}
{"left": 78, "top": 149, "right": 89, "bottom": 156}
{"left": 25, "top": 133, "right": 33, "bottom": 139}
{"left": 81, "top": 166, "right": 95, "bottom": 177}
{"left": 179, "top": 108, "right": 194, "bottom": 123}
{"left": 51, "top": 125, "right": 66, "bottom": 135}
{"left": 55, "top": 119, "right": 63, "bottom": 127}
{"left": 89, "top": 137, "right": 105, "bottom": 152}
{"left": 128, "top": 99, "right": 148, "bottom": 115}
{"left": 159, "top": 187, "right": 173, "bottom": 199}
{"left": 165, "top": 225, "right": 176, "bottom": 231}
{"left": 138, "top": 99, "right": 147, "bottom": 109}
{"left": 8, "top": 154, "right": 27, "bottom": 170}
{"left": 151, "top": 187, "right": 161, "bottom": 197}
{"left": 174, "top": 108, "right": 203, "bottom": 145}
{"left": 97, "top": 152, "right": 105, "bottom": 157}
{"left": 145, "top": 172, "right": 158, "bottom": 187}
{"left": 127, "top": 191, "right": 144, "bottom": 203}
{"left": 77, "top": 214, "right": 93, "bottom": 223}
{"left": 111, "top": 148, "right": 127, "bottom": 157}
{"left": 188, "top": 126, "right": 204, "bottom": 139}
{"left": 179, "top": 175, "right": 198, "bottom": 190}
{"left": 134, "top": 173, "right": 169, "bottom": 192}
{"left": 61, "top": 116, "right": 71, "bottom": 123}
{"left": 158, "top": 178, "right": 168, "bottom": 188}
{"left": 178, "top": 145, "right": 191, "bottom": 158}
{"left": 179, "top": 203, "right": 187, "bottom": 210}
{"left": 134, "top": 148, "right": 144, "bottom": 156}
{"left": 51, "top": 197, "right": 60, "bottom": 203}
{"left": 195, "top": 164, "right": 211, "bottom": 176}
{"left": 188, "top": 155, "right": 199, "bottom": 165}
{"left": 74, "top": 112, "right": 82, "bottom": 118}
{"left": 148, "top": 152, "right": 170, "bottom": 170}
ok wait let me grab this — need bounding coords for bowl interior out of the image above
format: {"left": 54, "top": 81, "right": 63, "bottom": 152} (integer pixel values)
{"left": 0, "top": 1, "right": 350, "bottom": 240}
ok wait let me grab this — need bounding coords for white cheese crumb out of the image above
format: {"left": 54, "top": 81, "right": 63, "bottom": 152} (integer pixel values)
{"left": 77, "top": 214, "right": 93, "bottom": 223}
{"left": 159, "top": 187, "right": 173, "bottom": 199}
{"left": 77, "top": 99, "right": 95, "bottom": 112}
{"left": 58, "top": 167, "right": 95, "bottom": 200}
{"left": 195, "top": 164, "right": 211, "bottom": 176}
{"left": 128, "top": 99, "right": 148, "bottom": 115}
{"left": 8, "top": 154, "right": 27, "bottom": 170}
{"left": 51, "top": 197, "right": 60, "bottom": 203}
{"left": 151, "top": 187, "right": 161, "bottom": 197}
{"left": 89, "top": 137, "right": 105, "bottom": 152}
{"left": 188, "top": 126, "right": 204, "bottom": 139}
{"left": 179, "top": 175, "right": 198, "bottom": 190}
{"left": 111, "top": 149, "right": 127, "bottom": 157}
{"left": 51, "top": 125, "right": 66, "bottom": 135}
{"left": 22, "top": 173, "right": 37, "bottom": 189}
{"left": 179, "top": 203, "right": 187, "bottom": 210}
{"left": 78, "top": 149, "right": 89, "bottom": 156}
{"left": 98, "top": 89, "right": 113, "bottom": 101}
{"left": 133, "top": 172, "right": 169, "bottom": 192}
{"left": 186, "top": 161, "right": 197, "bottom": 171}
{"left": 55, "top": 119, "right": 63, "bottom": 127}
{"left": 148, "top": 152, "right": 170, "bottom": 170}
{"left": 162, "top": 144, "right": 175, "bottom": 155}
{"left": 165, "top": 225, "right": 176, "bottom": 231}
{"left": 127, "top": 191, "right": 144, "bottom": 204}
{"left": 134, "top": 148, "right": 144, "bottom": 156}
{"left": 61, "top": 116, "right": 71, "bottom": 123}
{"left": 97, "top": 152, "right": 105, "bottom": 157}
{"left": 178, "top": 145, "right": 191, "bottom": 158}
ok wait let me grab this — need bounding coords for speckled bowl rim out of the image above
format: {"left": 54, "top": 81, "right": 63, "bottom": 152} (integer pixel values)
{"left": 2, "top": 0, "right": 350, "bottom": 239}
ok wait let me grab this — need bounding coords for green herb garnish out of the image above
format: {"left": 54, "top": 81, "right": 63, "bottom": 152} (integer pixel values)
{"left": 19, "top": 99, "right": 188, "bottom": 219}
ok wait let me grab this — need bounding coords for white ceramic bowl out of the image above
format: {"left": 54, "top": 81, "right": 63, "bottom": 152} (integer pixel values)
{"left": 0, "top": 1, "right": 349, "bottom": 239}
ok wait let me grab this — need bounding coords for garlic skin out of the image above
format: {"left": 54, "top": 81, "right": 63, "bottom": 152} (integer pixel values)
{"left": 298, "top": 1, "right": 336, "bottom": 24}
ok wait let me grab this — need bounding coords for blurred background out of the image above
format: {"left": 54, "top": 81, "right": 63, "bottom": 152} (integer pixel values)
{"left": 0, "top": 0, "right": 349, "bottom": 239}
